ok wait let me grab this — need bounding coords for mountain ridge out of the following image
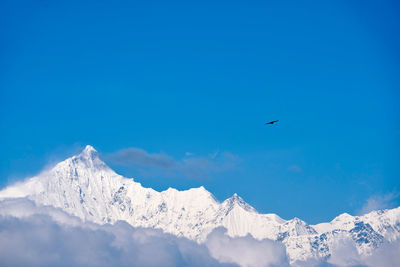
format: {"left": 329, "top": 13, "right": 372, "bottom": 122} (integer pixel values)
{"left": 1, "top": 145, "right": 399, "bottom": 263}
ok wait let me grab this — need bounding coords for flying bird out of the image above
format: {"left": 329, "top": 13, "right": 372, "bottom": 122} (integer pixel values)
{"left": 265, "top": 120, "right": 279, "bottom": 125}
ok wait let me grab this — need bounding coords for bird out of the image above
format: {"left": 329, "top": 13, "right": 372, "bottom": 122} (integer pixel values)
{"left": 265, "top": 120, "right": 279, "bottom": 125}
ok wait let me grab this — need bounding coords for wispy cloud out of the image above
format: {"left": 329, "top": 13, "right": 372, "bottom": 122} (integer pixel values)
{"left": 288, "top": 165, "right": 302, "bottom": 173}
{"left": 357, "top": 192, "right": 400, "bottom": 215}
{"left": 105, "top": 148, "right": 179, "bottom": 169}
{"left": 104, "top": 147, "right": 239, "bottom": 180}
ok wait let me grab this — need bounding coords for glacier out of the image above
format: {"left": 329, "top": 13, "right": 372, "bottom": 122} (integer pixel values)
{"left": 0, "top": 145, "right": 399, "bottom": 264}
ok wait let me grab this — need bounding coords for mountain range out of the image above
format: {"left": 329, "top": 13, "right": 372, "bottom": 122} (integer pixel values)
{"left": 1, "top": 145, "right": 399, "bottom": 264}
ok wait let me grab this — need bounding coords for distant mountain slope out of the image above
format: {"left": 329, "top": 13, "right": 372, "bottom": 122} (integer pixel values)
{"left": 1, "top": 145, "right": 399, "bottom": 263}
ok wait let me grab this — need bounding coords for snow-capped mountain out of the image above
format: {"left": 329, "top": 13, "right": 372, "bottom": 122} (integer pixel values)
{"left": 0, "top": 145, "right": 399, "bottom": 263}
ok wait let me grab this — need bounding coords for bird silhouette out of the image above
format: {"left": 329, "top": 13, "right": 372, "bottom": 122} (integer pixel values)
{"left": 265, "top": 120, "right": 279, "bottom": 125}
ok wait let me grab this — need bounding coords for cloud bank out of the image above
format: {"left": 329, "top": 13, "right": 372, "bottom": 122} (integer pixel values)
{"left": 0, "top": 198, "right": 288, "bottom": 267}
{"left": 206, "top": 228, "right": 290, "bottom": 267}
{"left": 1, "top": 198, "right": 399, "bottom": 267}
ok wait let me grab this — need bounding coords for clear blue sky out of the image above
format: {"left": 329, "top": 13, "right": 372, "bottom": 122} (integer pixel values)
{"left": 1, "top": 0, "right": 399, "bottom": 223}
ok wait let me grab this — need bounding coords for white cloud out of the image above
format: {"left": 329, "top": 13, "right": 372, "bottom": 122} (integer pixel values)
{"left": 357, "top": 192, "right": 400, "bottom": 215}
{"left": 363, "top": 239, "right": 400, "bottom": 267}
{"left": 1, "top": 198, "right": 399, "bottom": 267}
{"left": 327, "top": 237, "right": 365, "bottom": 267}
{"left": 326, "top": 236, "right": 400, "bottom": 267}
{"left": 205, "top": 228, "right": 290, "bottom": 267}
{"left": 295, "top": 234, "right": 400, "bottom": 267}
{"left": 0, "top": 198, "right": 228, "bottom": 267}
{"left": 0, "top": 198, "right": 289, "bottom": 267}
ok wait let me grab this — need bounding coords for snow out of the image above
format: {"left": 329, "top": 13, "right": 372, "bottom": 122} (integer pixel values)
{"left": 0, "top": 145, "right": 399, "bottom": 263}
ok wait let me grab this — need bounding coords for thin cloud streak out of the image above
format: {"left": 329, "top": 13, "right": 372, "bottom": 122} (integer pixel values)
{"left": 104, "top": 147, "right": 239, "bottom": 179}
{"left": 357, "top": 192, "right": 400, "bottom": 215}
{"left": 106, "top": 148, "right": 179, "bottom": 169}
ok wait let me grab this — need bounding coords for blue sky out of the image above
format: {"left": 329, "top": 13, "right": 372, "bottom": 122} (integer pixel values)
{"left": 0, "top": 0, "right": 399, "bottom": 223}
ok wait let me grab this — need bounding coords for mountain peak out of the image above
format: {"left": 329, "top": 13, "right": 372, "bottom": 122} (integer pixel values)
{"left": 67, "top": 145, "right": 110, "bottom": 171}
{"left": 229, "top": 193, "right": 243, "bottom": 202}
{"left": 75, "top": 145, "right": 101, "bottom": 162}
{"left": 80, "top": 145, "right": 98, "bottom": 157}
{"left": 225, "top": 193, "right": 256, "bottom": 212}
